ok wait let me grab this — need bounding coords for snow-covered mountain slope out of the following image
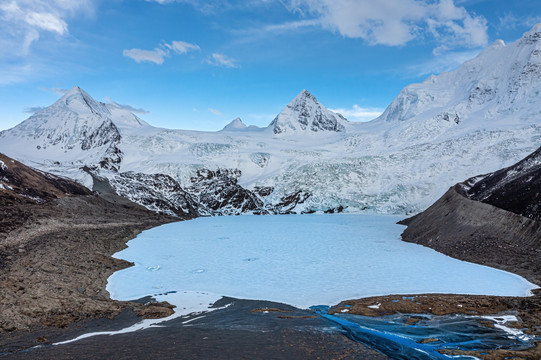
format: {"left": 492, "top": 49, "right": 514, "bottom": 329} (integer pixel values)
{"left": 374, "top": 24, "right": 541, "bottom": 145}
{"left": 1, "top": 24, "right": 541, "bottom": 216}
{"left": 0, "top": 86, "right": 149, "bottom": 185}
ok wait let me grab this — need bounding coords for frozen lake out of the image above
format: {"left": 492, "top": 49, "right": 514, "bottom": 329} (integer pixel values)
{"left": 107, "top": 214, "right": 536, "bottom": 309}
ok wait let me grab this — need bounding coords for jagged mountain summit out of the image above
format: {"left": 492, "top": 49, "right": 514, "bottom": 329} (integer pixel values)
{"left": 1, "top": 24, "right": 541, "bottom": 216}
{"left": 268, "top": 90, "right": 348, "bottom": 135}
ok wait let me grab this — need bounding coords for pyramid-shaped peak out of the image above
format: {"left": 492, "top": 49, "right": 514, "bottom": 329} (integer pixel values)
{"left": 222, "top": 117, "right": 247, "bottom": 131}
{"left": 53, "top": 85, "right": 110, "bottom": 117}
{"left": 269, "top": 90, "right": 347, "bottom": 135}
{"left": 64, "top": 85, "right": 84, "bottom": 95}
{"left": 60, "top": 85, "right": 94, "bottom": 101}
{"left": 292, "top": 89, "right": 318, "bottom": 102}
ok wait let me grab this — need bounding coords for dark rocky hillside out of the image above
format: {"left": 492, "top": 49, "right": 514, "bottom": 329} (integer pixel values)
{"left": 0, "top": 153, "right": 90, "bottom": 205}
{"left": 0, "top": 153, "right": 176, "bottom": 333}
{"left": 463, "top": 146, "right": 541, "bottom": 221}
{"left": 400, "top": 146, "right": 541, "bottom": 286}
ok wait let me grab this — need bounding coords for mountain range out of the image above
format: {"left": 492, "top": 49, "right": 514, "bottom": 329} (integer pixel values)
{"left": 1, "top": 24, "right": 540, "bottom": 216}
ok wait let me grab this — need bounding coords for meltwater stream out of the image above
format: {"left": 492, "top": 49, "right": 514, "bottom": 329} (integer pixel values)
{"left": 312, "top": 306, "right": 536, "bottom": 360}
{"left": 105, "top": 214, "right": 538, "bottom": 359}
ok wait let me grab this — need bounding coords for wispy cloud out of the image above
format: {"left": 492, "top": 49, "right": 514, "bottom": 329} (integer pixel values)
{"left": 499, "top": 13, "right": 541, "bottom": 31}
{"left": 105, "top": 97, "right": 150, "bottom": 114}
{"left": 166, "top": 40, "right": 200, "bottom": 54}
{"left": 41, "top": 87, "right": 69, "bottom": 95}
{"left": 143, "top": 0, "right": 232, "bottom": 14}
{"left": 123, "top": 40, "right": 200, "bottom": 64}
{"left": 0, "top": 0, "right": 94, "bottom": 57}
{"left": 406, "top": 48, "right": 481, "bottom": 76}
{"left": 331, "top": 105, "right": 384, "bottom": 122}
{"left": 284, "top": 0, "right": 488, "bottom": 49}
{"left": 208, "top": 53, "right": 239, "bottom": 68}
{"left": 208, "top": 107, "right": 222, "bottom": 116}
{"left": 123, "top": 48, "right": 168, "bottom": 64}
{"left": 262, "top": 19, "right": 320, "bottom": 32}
{"left": 23, "top": 106, "right": 44, "bottom": 113}
{"left": 0, "top": 63, "right": 34, "bottom": 85}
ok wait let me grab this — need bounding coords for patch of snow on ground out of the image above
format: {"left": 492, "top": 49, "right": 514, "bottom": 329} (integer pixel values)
{"left": 107, "top": 214, "right": 537, "bottom": 311}
{"left": 480, "top": 315, "right": 533, "bottom": 341}
{"left": 54, "top": 291, "right": 226, "bottom": 345}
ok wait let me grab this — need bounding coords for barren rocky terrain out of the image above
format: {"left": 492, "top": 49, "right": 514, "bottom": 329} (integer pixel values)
{"left": 0, "top": 153, "right": 178, "bottom": 334}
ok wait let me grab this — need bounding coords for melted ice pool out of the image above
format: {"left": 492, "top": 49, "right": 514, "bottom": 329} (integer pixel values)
{"left": 107, "top": 214, "right": 536, "bottom": 308}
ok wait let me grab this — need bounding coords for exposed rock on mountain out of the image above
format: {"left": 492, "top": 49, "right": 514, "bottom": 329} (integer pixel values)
{"left": 105, "top": 171, "right": 199, "bottom": 218}
{"left": 271, "top": 190, "right": 312, "bottom": 214}
{"left": 187, "top": 169, "right": 266, "bottom": 215}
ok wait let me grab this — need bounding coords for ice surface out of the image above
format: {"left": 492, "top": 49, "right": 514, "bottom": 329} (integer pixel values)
{"left": 107, "top": 215, "right": 537, "bottom": 311}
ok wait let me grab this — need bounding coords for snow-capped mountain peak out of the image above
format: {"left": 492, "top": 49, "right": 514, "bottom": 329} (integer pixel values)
{"left": 268, "top": 89, "right": 348, "bottom": 135}
{"left": 57, "top": 86, "right": 111, "bottom": 118}
{"left": 373, "top": 24, "right": 541, "bottom": 147}
{"left": 222, "top": 117, "right": 247, "bottom": 131}
{"left": 1, "top": 25, "right": 541, "bottom": 216}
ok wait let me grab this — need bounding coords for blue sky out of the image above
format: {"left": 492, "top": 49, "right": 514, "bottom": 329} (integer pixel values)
{"left": 0, "top": 0, "right": 539, "bottom": 131}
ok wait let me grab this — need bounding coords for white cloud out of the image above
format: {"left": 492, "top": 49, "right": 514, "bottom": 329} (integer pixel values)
{"left": 41, "top": 87, "right": 69, "bottom": 95}
{"left": 285, "top": 0, "right": 488, "bottom": 48}
{"left": 0, "top": 0, "right": 93, "bottom": 57}
{"left": 331, "top": 104, "right": 384, "bottom": 122}
{"left": 166, "top": 40, "right": 201, "bottom": 54}
{"left": 105, "top": 97, "right": 150, "bottom": 114}
{"left": 123, "top": 40, "right": 199, "bottom": 64}
{"left": 263, "top": 19, "right": 320, "bottom": 32}
{"left": 208, "top": 107, "right": 222, "bottom": 116}
{"left": 208, "top": 53, "right": 239, "bottom": 68}
{"left": 144, "top": 0, "right": 229, "bottom": 14}
{"left": 123, "top": 48, "right": 167, "bottom": 64}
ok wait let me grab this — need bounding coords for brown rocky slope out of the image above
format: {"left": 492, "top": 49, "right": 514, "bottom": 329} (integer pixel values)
{"left": 0, "top": 153, "right": 177, "bottom": 332}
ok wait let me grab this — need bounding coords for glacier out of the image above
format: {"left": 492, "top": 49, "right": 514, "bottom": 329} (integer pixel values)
{"left": 1, "top": 25, "right": 541, "bottom": 215}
